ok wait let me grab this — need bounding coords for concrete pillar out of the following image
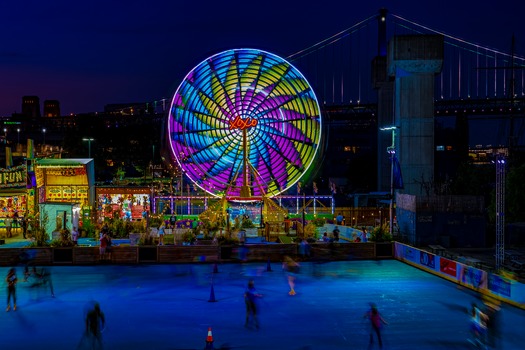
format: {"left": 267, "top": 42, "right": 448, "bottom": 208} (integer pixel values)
{"left": 387, "top": 35, "right": 443, "bottom": 196}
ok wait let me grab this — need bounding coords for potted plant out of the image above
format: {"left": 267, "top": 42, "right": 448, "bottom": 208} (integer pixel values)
{"left": 130, "top": 221, "right": 147, "bottom": 246}
{"left": 370, "top": 224, "right": 392, "bottom": 242}
{"left": 27, "top": 211, "right": 50, "bottom": 247}
{"left": 181, "top": 230, "right": 196, "bottom": 245}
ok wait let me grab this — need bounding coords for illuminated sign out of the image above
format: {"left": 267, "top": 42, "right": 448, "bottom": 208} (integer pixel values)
{"left": 0, "top": 165, "right": 26, "bottom": 188}
{"left": 229, "top": 116, "right": 258, "bottom": 130}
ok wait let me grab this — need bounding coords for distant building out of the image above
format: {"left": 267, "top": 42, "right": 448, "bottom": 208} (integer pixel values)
{"left": 43, "top": 100, "right": 60, "bottom": 117}
{"left": 22, "top": 96, "right": 41, "bottom": 118}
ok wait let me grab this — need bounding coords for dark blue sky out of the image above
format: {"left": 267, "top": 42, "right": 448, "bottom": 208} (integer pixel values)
{"left": 1, "top": 0, "right": 523, "bottom": 116}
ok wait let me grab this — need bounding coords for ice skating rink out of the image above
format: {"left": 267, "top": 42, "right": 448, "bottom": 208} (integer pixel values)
{"left": 1, "top": 260, "right": 524, "bottom": 349}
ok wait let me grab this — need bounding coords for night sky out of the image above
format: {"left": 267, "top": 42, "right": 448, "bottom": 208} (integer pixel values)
{"left": 1, "top": 0, "right": 523, "bottom": 117}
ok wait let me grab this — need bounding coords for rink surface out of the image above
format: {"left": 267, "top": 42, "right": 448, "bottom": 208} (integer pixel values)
{"left": 1, "top": 259, "right": 524, "bottom": 350}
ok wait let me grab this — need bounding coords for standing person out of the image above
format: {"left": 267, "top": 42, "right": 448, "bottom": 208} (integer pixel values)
{"left": 71, "top": 226, "right": 79, "bottom": 245}
{"left": 282, "top": 256, "right": 300, "bottom": 295}
{"left": 169, "top": 214, "right": 177, "bottom": 229}
{"left": 244, "top": 279, "right": 262, "bottom": 329}
{"left": 13, "top": 210, "right": 19, "bottom": 235}
{"left": 361, "top": 227, "right": 368, "bottom": 243}
{"left": 335, "top": 212, "right": 344, "bottom": 225}
{"left": 332, "top": 226, "right": 340, "bottom": 242}
{"left": 364, "top": 303, "right": 388, "bottom": 348}
{"left": 5, "top": 215, "right": 12, "bottom": 238}
{"left": 6, "top": 267, "right": 17, "bottom": 311}
{"left": 99, "top": 232, "right": 108, "bottom": 261}
{"left": 158, "top": 224, "right": 165, "bottom": 246}
{"left": 20, "top": 216, "right": 27, "bottom": 239}
{"left": 85, "top": 302, "right": 105, "bottom": 349}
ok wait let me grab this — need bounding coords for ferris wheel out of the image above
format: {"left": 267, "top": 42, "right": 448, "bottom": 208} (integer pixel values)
{"left": 167, "top": 48, "right": 322, "bottom": 199}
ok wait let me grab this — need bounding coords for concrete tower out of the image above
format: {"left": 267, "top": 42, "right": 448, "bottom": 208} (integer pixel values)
{"left": 387, "top": 35, "right": 444, "bottom": 196}
{"left": 373, "top": 8, "right": 395, "bottom": 193}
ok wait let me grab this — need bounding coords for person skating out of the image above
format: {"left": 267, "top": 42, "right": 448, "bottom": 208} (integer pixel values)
{"left": 282, "top": 256, "right": 300, "bottom": 295}
{"left": 364, "top": 303, "right": 388, "bottom": 348}
{"left": 85, "top": 302, "right": 105, "bottom": 349}
{"left": 6, "top": 267, "right": 18, "bottom": 311}
{"left": 244, "top": 279, "right": 262, "bottom": 329}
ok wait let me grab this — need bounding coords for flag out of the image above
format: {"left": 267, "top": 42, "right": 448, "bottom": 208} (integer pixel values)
{"left": 297, "top": 181, "right": 302, "bottom": 194}
{"left": 313, "top": 182, "right": 318, "bottom": 194}
{"left": 5, "top": 147, "right": 12, "bottom": 168}
{"left": 27, "top": 139, "right": 34, "bottom": 159}
{"left": 330, "top": 181, "right": 337, "bottom": 194}
{"left": 392, "top": 155, "right": 404, "bottom": 189}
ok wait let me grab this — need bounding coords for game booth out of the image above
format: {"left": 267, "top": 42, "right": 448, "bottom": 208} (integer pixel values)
{"left": 34, "top": 158, "right": 95, "bottom": 237}
{"left": 0, "top": 164, "right": 28, "bottom": 237}
{"left": 96, "top": 187, "right": 151, "bottom": 222}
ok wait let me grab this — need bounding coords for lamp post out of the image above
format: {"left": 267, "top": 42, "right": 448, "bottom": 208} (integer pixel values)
{"left": 380, "top": 126, "right": 399, "bottom": 237}
{"left": 82, "top": 138, "right": 94, "bottom": 158}
{"left": 42, "top": 128, "right": 46, "bottom": 146}
{"left": 3, "top": 128, "right": 6, "bottom": 144}
{"left": 17, "top": 128, "right": 20, "bottom": 147}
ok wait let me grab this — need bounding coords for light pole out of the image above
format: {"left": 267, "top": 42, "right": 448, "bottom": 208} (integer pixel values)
{"left": 17, "top": 128, "right": 20, "bottom": 147}
{"left": 380, "top": 126, "right": 399, "bottom": 237}
{"left": 3, "top": 128, "right": 6, "bottom": 144}
{"left": 82, "top": 138, "right": 94, "bottom": 158}
{"left": 42, "top": 128, "right": 46, "bottom": 146}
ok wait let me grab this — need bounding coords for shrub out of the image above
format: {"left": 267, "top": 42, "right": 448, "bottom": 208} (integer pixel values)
{"left": 370, "top": 224, "right": 392, "bottom": 242}
{"left": 50, "top": 228, "right": 75, "bottom": 247}
{"left": 241, "top": 218, "right": 255, "bottom": 228}
{"left": 310, "top": 217, "right": 326, "bottom": 227}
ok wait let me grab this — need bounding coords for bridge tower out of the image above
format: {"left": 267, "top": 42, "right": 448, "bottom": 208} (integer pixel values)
{"left": 373, "top": 8, "right": 395, "bottom": 194}
{"left": 387, "top": 35, "right": 444, "bottom": 196}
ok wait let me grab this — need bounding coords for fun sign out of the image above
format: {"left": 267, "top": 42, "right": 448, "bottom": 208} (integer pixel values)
{"left": 229, "top": 116, "right": 258, "bottom": 130}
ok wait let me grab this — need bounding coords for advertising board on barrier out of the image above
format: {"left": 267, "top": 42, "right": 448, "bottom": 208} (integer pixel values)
{"left": 459, "top": 265, "right": 487, "bottom": 289}
{"left": 395, "top": 242, "right": 525, "bottom": 309}
{"left": 488, "top": 274, "right": 511, "bottom": 297}
{"left": 419, "top": 251, "right": 435, "bottom": 269}
{"left": 439, "top": 257, "right": 457, "bottom": 278}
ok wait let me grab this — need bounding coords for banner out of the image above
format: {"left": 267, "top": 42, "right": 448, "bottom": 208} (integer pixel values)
{"left": 392, "top": 155, "right": 404, "bottom": 189}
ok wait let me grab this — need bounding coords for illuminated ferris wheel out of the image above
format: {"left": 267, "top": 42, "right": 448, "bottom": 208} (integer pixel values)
{"left": 167, "top": 48, "right": 322, "bottom": 199}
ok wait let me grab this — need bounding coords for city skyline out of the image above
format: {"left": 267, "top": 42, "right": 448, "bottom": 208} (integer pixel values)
{"left": 1, "top": 0, "right": 524, "bottom": 117}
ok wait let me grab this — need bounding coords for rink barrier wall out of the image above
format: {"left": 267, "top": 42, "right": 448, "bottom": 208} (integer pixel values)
{"left": 0, "top": 241, "right": 391, "bottom": 266}
{"left": 394, "top": 242, "right": 525, "bottom": 310}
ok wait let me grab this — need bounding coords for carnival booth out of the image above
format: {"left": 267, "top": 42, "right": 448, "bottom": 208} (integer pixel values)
{"left": 0, "top": 164, "right": 28, "bottom": 231}
{"left": 96, "top": 187, "right": 151, "bottom": 222}
{"left": 35, "top": 159, "right": 95, "bottom": 238}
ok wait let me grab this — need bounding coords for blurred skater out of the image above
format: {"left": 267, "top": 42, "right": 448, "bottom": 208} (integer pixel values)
{"left": 483, "top": 299, "right": 501, "bottom": 349}
{"left": 26, "top": 266, "right": 55, "bottom": 297}
{"left": 79, "top": 302, "right": 105, "bottom": 350}
{"left": 468, "top": 302, "right": 488, "bottom": 349}
{"left": 282, "top": 256, "right": 300, "bottom": 295}
{"left": 244, "top": 280, "right": 262, "bottom": 329}
{"left": 364, "top": 303, "right": 388, "bottom": 348}
{"left": 6, "top": 267, "right": 18, "bottom": 311}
